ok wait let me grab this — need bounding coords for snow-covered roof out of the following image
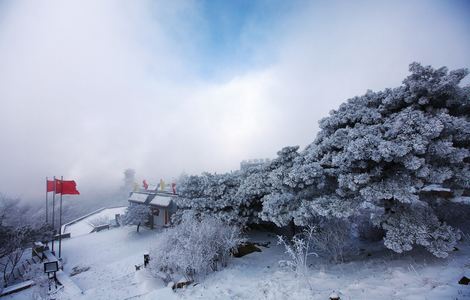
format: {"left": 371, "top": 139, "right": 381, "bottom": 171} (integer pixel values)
{"left": 422, "top": 184, "right": 452, "bottom": 192}
{"left": 149, "top": 195, "right": 172, "bottom": 207}
{"left": 129, "top": 192, "right": 149, "bottom": 203}
{"left": 146, "top": 184, "right": 159, "bottom": 191}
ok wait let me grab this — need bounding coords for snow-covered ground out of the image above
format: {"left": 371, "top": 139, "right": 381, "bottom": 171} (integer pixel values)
{"left": 170, "top": 232, "right": 470, "bottom": 300}
{"left": 61, "top": 226, "right": 161, "bottom": 299}
{"left": 4, "top": 226, "right": 470, "bottom": 299}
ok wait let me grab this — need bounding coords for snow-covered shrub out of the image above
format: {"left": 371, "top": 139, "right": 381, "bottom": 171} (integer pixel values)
{"left": 278, "top": 226, "right": 317, "bottom": 277}
{"left": 149, "top": 212, "right": 243, "bottom": 282}
{"left": 309, "top": 219, "right": 353, "bottom": 263}
{"left": 122, "top": 203, "right": 150, "bottom": 232}
{"left": 22, "top": 263, "right": 49, "bottom": 300}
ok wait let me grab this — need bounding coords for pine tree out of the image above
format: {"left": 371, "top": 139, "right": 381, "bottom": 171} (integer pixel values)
{"left": 122, "top": 202, "right": 150, "bottom": 232}
{"left": 290, "top": 63, "right": 469, "bottom": 257}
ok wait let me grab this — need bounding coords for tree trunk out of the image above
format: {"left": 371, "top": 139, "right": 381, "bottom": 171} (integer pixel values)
{"left": 3, "top": 263, "right": 8, "bottom": 287}
{"left": 289, "top": 218, "right": 296, "bottom": 238}
{"left": 137, "top": 222, "right": 141, "bottom": 233}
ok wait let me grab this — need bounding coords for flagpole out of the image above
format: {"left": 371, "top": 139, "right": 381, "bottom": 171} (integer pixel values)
{"left": 59, "top": 176, "right": 63, "bottom": 259}
{"left": 52, "top": 176, "right": 56, "bottom": 253}
{"left": 45, "top": 177, "right": 48, "bottom": 224}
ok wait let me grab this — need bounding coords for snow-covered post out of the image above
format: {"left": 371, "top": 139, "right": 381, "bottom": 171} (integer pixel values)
{"left": 329, "top": 291, "right": 340, "bottom": 300}
{"left": 143, "top": 252, "right": 150, "bottom": 267}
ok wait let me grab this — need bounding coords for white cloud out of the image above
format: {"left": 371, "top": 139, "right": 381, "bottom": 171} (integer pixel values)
{"left": 0, "top": 0, "right": 468, "bottom": 201}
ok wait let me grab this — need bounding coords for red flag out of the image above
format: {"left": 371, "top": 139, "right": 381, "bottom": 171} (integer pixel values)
{"left": 47, "top": 180, "right": 55, "bottom": 192}
{"left": 55, "top": 179, "right": 62, "bottom": 193}
{"left": 55, "top": 179, "right": 80, "bottom": 195}
{"left": 143, "top": 180, "right": 148, "bottom": 190}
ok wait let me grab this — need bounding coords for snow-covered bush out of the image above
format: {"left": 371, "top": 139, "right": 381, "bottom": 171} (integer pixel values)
{"left": 309, "top": 219, "right": 353, "bottom": 263}
{"left": 149, "top": 212, "right": 243, "bottom": 282}
{"left": 122, "top": 203, "right": 150, "bottom": 232}
{"left": 278, "top": 226, "right": 317, "bottom": 277}
{"left": 23, "top": 263, "right": 49, "bottom": 300}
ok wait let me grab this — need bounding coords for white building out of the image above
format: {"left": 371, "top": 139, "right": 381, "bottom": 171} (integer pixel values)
{"left": 240, "top": 158, "right": 271, "bottom": 171}
{"left": 128, "top": 188, "right": 177, "bottom": 228}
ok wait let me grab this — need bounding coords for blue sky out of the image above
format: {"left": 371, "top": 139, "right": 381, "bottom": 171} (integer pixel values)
{"left": 144, "top": 0, "right": 299, "bottom": 80}
{"left": 193, "top": 0, "right": 295, "bottom": 78}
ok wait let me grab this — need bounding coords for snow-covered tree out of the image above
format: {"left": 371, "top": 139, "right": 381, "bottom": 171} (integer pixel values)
{"left": 177, "top": 150, "right": 303, "bottom": 228}
{"left": 234, "top": 165, "right": 272, "bottom": 225}
{"left": 0, "top": 195, "right": 54, "bottom": 287}
{"left": 1, "top": 227, "right": 27, "bottom": 287}
{"left": 122, "top": 202, "right": 150, "bottom": 232}
{"left": 289, "top": 63, "right": 469, "bottom": 257}
{"left": 173, "top": 63, "right": 469, "bottom": 258}
{"left": 259, "top": 146, "right": 301, "bottom": 227}
{"left": 176, "top": 172, "right": 247, "bottom": 226}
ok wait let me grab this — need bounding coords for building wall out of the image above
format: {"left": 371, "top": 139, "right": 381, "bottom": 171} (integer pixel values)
{"left": 240, "top": 158, "right": 271, "bottom": 171}
{"left": 151, "top": 208, "right": 168, "bottom": 227}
